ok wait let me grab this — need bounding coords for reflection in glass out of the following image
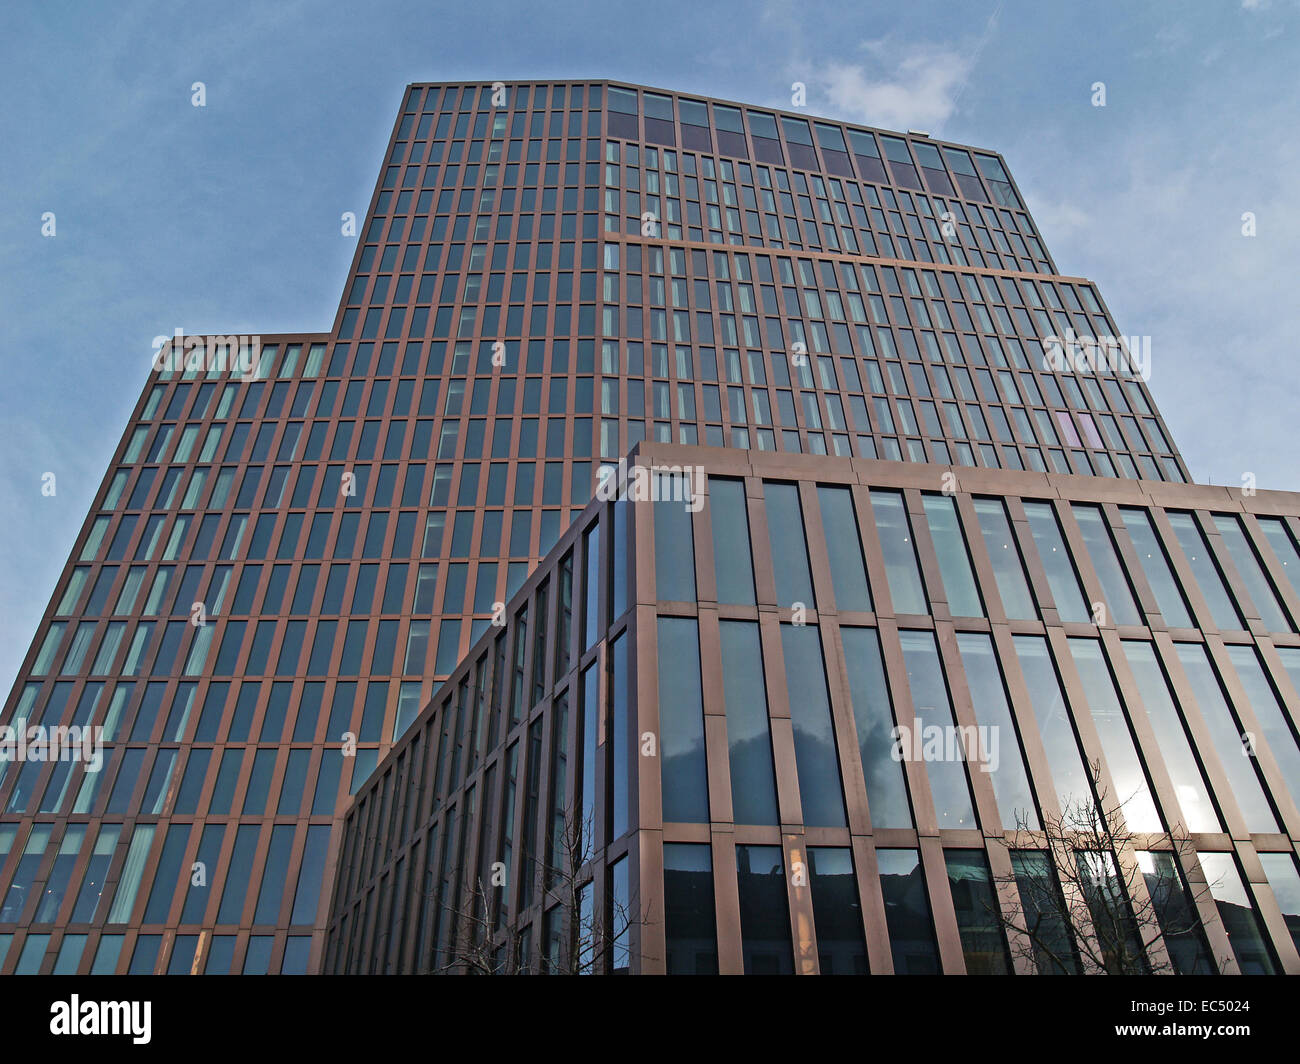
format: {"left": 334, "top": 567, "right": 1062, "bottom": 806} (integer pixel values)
{"left": 956, "top": 633, "right": 1039, "bottom": 829}
{"left": 709, "top": 478, "right": 755, "bottom": 605}
{"left": 877, "top": 848, "right": 940, "bottom": 974}
{"left": 736, "top": 844, "right": 794, "bottom": 974}
{"left": 1013, "top": 635, "right": 1093, "bottom": 815}
{"left": 664, "top": 843, "right": 717, "bottom": 975}
{"left": 1198, "top": 852, "right": 1276, "bottom": 974}
{"left": 973, "top": 498, "right": 1037, "bottom": 620}
{"left": 1166, "top": 513, "right": 1243, "bottom": 630}
{"left": 870, "top": 491, "right": 928, "bottom": 614}
{"left": 765, "top": 481, "right": 815, "bottom": 608}
{"left": 922, "top": 495, "right": 983, "bottom": 617}
{"left": 816, "top": 485, "right": 872, "bottom": 612}
{"left": 898, "top": 631, "right": 977, "bottom": 828}
{"left": 1120, "top": 509, "right": 1192, "bottom": 627}
{"left": 656, "top": 617, "right": 708, "bottom": 823}
{"left": 1173, "top": 644, "right": 1278, "bottom": 833}
{"left": 1011, "top": 851, "right": 1080, "bottom": 974}
{"left": 1120, "top": 642, "right": 1220, "bottom": 832}
{"left": 840, "top": 626, "right": 912, "bottom": 828}
{"left": 1224, "top": 644, "right": 1300, "bottom": 812}
{"left": 1065, "top": 638, "right": 1162, "bottom": 832}
{"left": 1213, "top": 514, "right": 1293, "bottom": 633}
{"left": 1259, "top": 852, "right": 1300, "bottom": 958}
{"left": 719, "top": 621, "right": 779, "bottom": 824}
{"left": 780, "top": 625, "right": 847, "bottom": 826}
{"left": 1136, "top": 851, "right": 1214, "bottom": 974}
{"left": 944, "top": 850, "right": 1011, "bottom": 973}
{"left": 1071, "top": 504, "right": 1141, "bottom": 625}
{"left": 1023, "top": 502, "right": 1089, "bottom": 622}
{"left": 808, "top": 847, "right": 867, "bottom": 974}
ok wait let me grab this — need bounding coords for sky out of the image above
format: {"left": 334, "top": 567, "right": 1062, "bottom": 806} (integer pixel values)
{"left": 1, "top": 0, "right": 1297, "bottom": 696}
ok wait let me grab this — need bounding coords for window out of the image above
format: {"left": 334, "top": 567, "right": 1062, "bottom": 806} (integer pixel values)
{"left": 657, "top": 617, "right": 708, "bottom": 822}
{"left": 956, "top": 632, "right": 1038, "bottom": 829}
{"left": 765, "top": 481, "right": 815, "bottom": 608}
{"left": 870, "top": 491, "right": 927, "bottom": 614}
{"left": 1120, "top": 508, "right": 1192, "bottom": 627}
{"left": 816, "top": 485, "right": 872, "bottom": 611}
{"left": 663, "top": 843, "right": 717, "bottom": 974}
{"left": 1071, "top": 504, "right": 1142, "bottom": 625}
{"left": 719, "top": 621, "right": 779, "bottom": 824}
{"left": 1065, "top": 638, "right": 1162, "bottom": 832}
{"left": 736, "top": 844, "right": 793, "bottom": 974}
{"left": 1022, "top": 502, "right": 1089, "bottom": 622}
{"left": 922, "top": 495, "right": 983, "bottom": 617}
{"left": 780, "top": 624, "right": 847, "bottom": 826}
{"left": 944, "top": 850, "right": 1010, "bottom": 974}
{"left": 877, "top": 849, "right": 940, "bottom": 974}
{"left": 709, "top": 477, "right": 755, "bottom": 604}
{"left": 1198, "top": 852, "right": 1276, "bottom": 974}
{"left": 808, "top": 847, "right": 867, "bottom": 974}
{"left": 898, "top": 630, "right": 976, "bottom": 828}
{"left": 840, "top": 626, "right": 912, "bottom": 828}
{"left": 973, "top": 498, "right": 1036, "bottom": 619}
{"left": 1120, "top": 642, "right": 1220, "bottom": 832}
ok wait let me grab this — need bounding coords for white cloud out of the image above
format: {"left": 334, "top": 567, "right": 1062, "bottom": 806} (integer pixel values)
{"left": 815, "top": 44, "right": 975, "bottom": 133}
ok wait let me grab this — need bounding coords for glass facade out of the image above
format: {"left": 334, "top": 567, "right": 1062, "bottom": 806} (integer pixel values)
{"left": 3, "top": 79, "right": 1298, "bottom": 976}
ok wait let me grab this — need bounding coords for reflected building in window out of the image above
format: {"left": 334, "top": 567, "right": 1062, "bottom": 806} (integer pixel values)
{"left": 3, "top": 81, "right": 1300, "bottom": 975}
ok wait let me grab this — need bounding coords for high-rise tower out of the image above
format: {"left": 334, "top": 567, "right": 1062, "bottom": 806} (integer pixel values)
{"left": 4, "top": 81, "right": 1300, "bottom": 976}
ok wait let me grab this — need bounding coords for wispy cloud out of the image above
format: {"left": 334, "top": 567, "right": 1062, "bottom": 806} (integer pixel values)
{"left": 813, "top": 44, "right": 975, "bottom": 132}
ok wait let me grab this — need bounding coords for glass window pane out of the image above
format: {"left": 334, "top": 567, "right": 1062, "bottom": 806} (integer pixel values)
{"left": 1071, "top": 504, "right": 1141, "bottom": 625}
{"left": 816, "top": 485, "right": 872, "bottom": 612}
{"left": 765, "top": 481, "right": 815, "bottom": 608}
{"left": 1174, "top": 643, "right": 1278, "bottom": 832}
{"left": 1120, "top": 642, "right": 1220, "bottom": 832}
{"left": 956, "top": 633, "right": 1039, "bottom": 829}
{"left": 943, "top": 850, "right": 1010, "bottom": 974}
{"left": 779, "top": 624, "right": 847, "bottom": 826}
{"left": 897, "top": 630, "right": 976, "bottom": 828}
{"left": 736, "top": 844, "right": 793, "bottom": 975}
{"left": 922, "top": 495, "right": 983, "bottom": 617}
{"left": 877, "top": 848, "right": 940, "bottom": 974}
{"left": 710, "top": 478, "right": 755, "bottom": 604}
{"left": 1023, "top": 502, "right": 1089, "bottom": 622}
{"left": 664, "top": 843, "right": 718, "bottom": 975}
{"left": 1010, "top": 850, "right": 1081, "bottom": 974}
{"left": 1224, "top": 644, "right": 1300, "bottom": 813}
{"left": 1121, "top": 508, "right": 1192, "bottom": 627}
{"left": 840, "top": 626, "right": 912, "bottom": 828}
{"left": 1166, "top": 513, "right": 1243, "bottom": 629}
{"left": 1213, "top": 514, "right": 1293, "bottom": 633}
{"left": 1012, "top": 635, "right": 1093, "bottom": 815}
{"left": 870, "top": 491, "right": 927, "bottom": 614}
{"left": 808, "top": 847, "right": 867, "bottom": 974}
{"left": 719, "top": 621, "right": 779, "bottom": 824}
{"left": 973, "top": 498, "right": 1036, "bottom": 620}
{"left": 1198, "top": 852, "right": 1276, "bottom": 974}
{"left": 1136, "top": 850, "right": 1215, "bottom": 974}
{"left": 653, "top": 495, "right": 695, "bottom": 600}
{"left": 657, "top": 617, "right": 708, "bottom": 822}
{"left": 1259, "top": 852, "right": 1300, "bottom": 959}
{"left": 1065, "top": 638, "right": 1162, "bottom": 832}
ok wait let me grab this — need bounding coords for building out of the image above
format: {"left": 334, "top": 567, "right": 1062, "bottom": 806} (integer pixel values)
{"left": 2, "top": 80, "right": 1300, "bottom": 975}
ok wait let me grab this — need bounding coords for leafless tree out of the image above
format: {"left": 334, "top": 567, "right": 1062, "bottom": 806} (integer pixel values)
{"left": 436, "top": 805, "right": 647, "bottom": 975}
{"left": 990, "top": 761, "right": 1225, "bottom": 975}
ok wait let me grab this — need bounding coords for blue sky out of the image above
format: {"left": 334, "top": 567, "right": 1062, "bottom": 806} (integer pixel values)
{"left": 2, "top": 0, "right": 1297, "bottom": 695}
